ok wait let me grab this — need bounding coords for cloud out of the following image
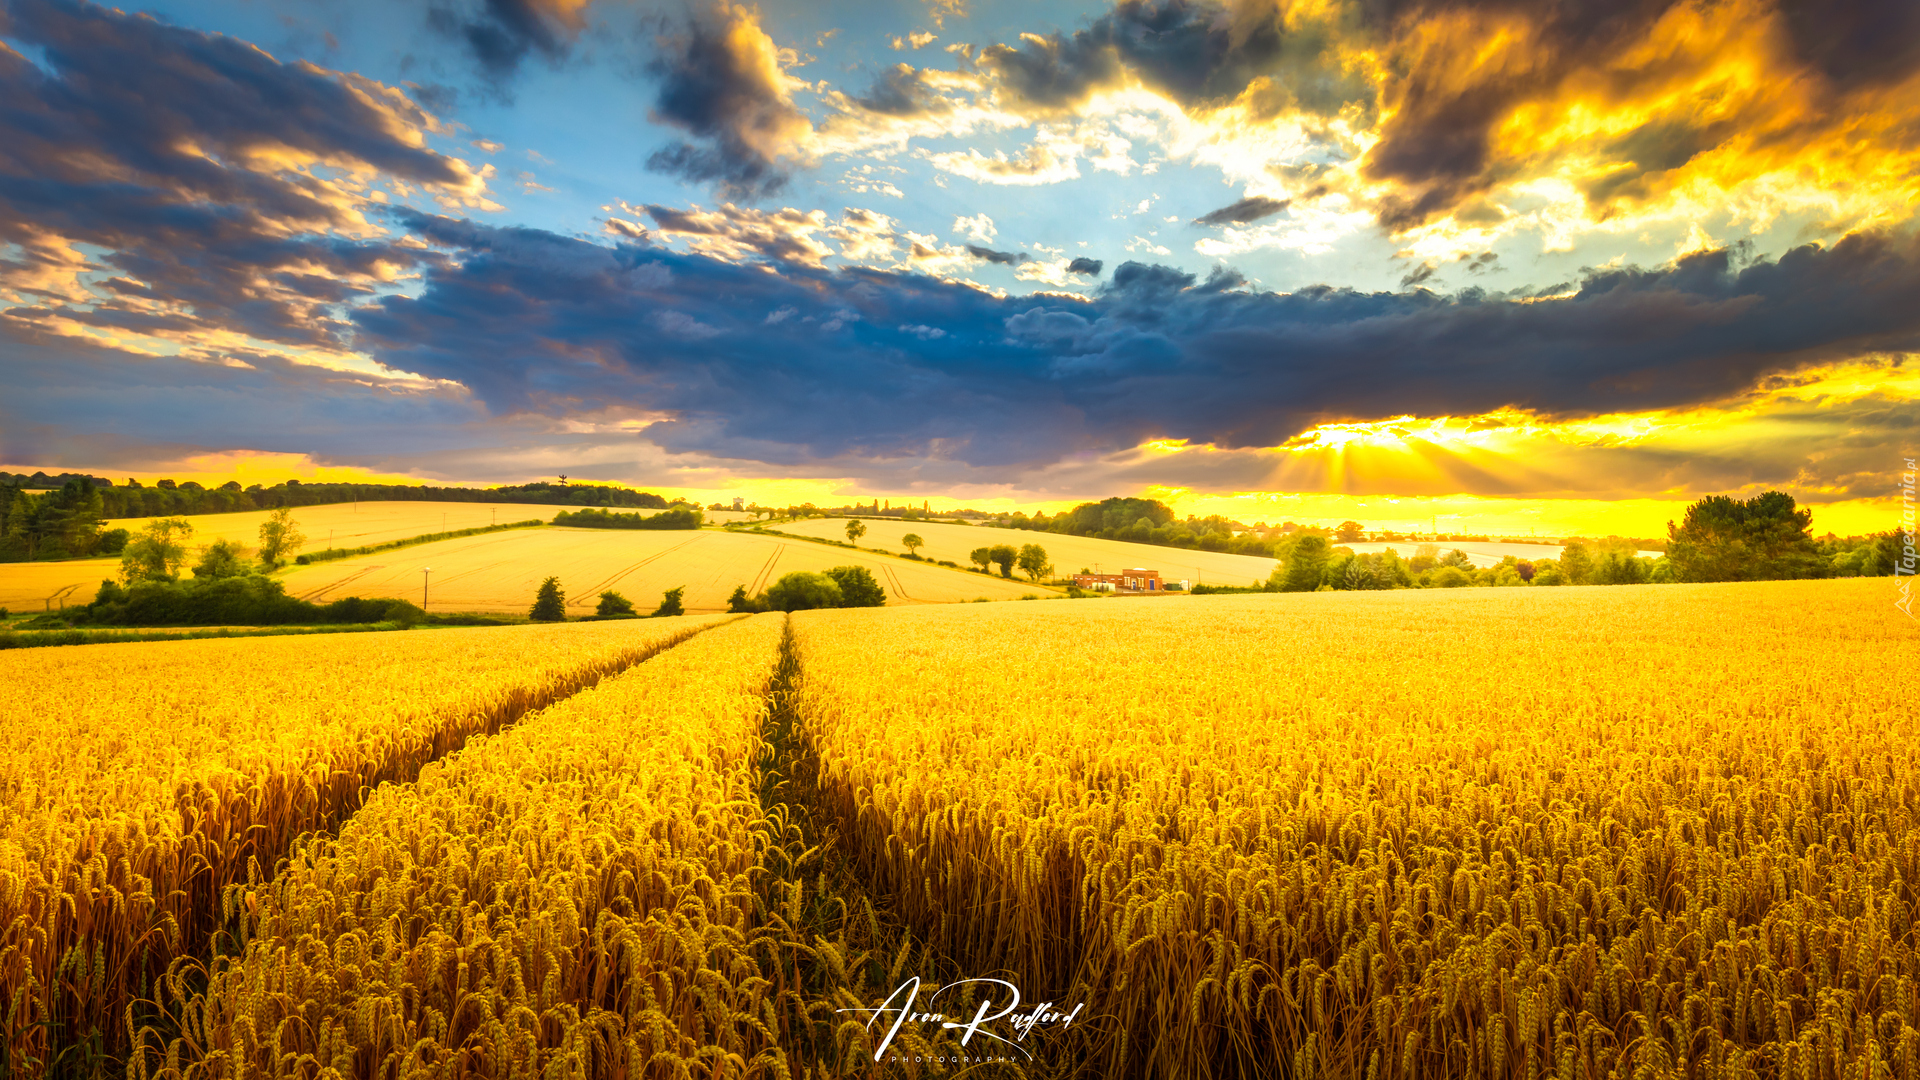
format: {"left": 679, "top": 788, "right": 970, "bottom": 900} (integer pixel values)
{"left": 965, "top": 244, "right": 1027, "bottom": 266}
{"left": 428, "top": 0, "right": 594, "bottom": 85}
{"left": 630, "top": 201, "right": 835, "bottom": 266}
{"left": 1193, "top": 195, "right": 1289, "bottom": 227}
{"left": 338, "top": 215, "right": 1920, "bottom": 482}
{"left": 1399, "top": 261, "right": 1438, "bottom": 290}
{"left": 891, "top": 31, "right": 938, "bottom": 50}
{"left": 1067, "top": 257, "right": 1104, "bottom": 276}
{"left": 953, "top": 213, "right": 995, "bottom": 244}
{"left": 0, "top": 0, "right": 488, "bottom": 360}
{"left": 644, "top": 3, "right": 814, "bottom": 200}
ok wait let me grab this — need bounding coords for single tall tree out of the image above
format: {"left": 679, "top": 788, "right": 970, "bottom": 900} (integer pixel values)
{"left": 1016, "top": 543, "right": 1052, "bottom": 582}
{"left": 1335, "top": 520, "right": 1365, "bottom": 544}
{"left": 530, "top": 576, "right": 567, "bottom": 621}
{"left": 1280, "top": 535, "right": 1329, "bottom": 592}
{"left": 257, "top": 506, "right": 305, "bottom": 569}
{"left": 845, "top": 519, "right": 867, "bottom": 546}
{"left": 989, "top": 544, "right": 1017, "bottom": 578}
{"left": 121, "top": 517, "right": 194, "bottom": 583}
{"left": 969, "top": 546, "right": 992, "bottom": 572}
{"left": 901, "top": 533, "right": 924, "bottom": 557}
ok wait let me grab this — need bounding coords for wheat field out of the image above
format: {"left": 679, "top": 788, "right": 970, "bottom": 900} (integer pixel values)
{"left": 789, "top": 579, "right": 1920, "bottom": 1078}
{"left": 280, "top": 524, "right": 1043, "bottom": 613}
{"left": 0, "top": 615, "right": 729, "bottom": 1073}
{"left": 10, "top": 579, "right": 1914, "bottom": 1079}
{"left": 772, "top": 516, "right": 1280, "bottom": 587}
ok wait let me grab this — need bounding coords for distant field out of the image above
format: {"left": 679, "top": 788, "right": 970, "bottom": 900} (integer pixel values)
{"left": 0, "top": 559, "right": 118, "bottom": 612}
{"left": 102, "top": 500, "right": 572, "bottom": 550}
{"left": 280, "top": 525, "right": 1043, "bottom": 612}
{"left": 771, "top": 516, "right": 1282, "bottom": 586}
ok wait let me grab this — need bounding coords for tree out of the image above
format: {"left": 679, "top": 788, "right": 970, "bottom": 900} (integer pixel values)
{"left": 1592, "top": 551, "right": 1651, "bottom": 585}
{"left": 1016, "top": 543, "right": 1052, "bottom": 583}
{"left": 1335, "top": 520, "right": 1365, "bottom": 544}
{"left": 969, "top": 546, "right": 993, "bottom": 572}
{"left": 530, "top": 576, "right": 567, "bottom": 621}
{"left": 901, "top": 533, "right": 924, "bottom": 557}
{"left": 1438, "top": 549, "right": 1474, "bottom": 570}
{"left": 1431, "top": 565, "right": 1473, "bottom": 588}
{"left": 764, "top": 571, "right": 842, "bottom": 611}
{"left": 1558, "top": 541, "right": 1593, "bottom": 585}
{"left": 726, "top": 585, "right": 763, "bottom": 613}
{"left": 596, "top": 590, "right": 635, "bottom": 616}
{"left": 1280, "top": 535, "right": 1329, "bottom": 592}
{"left": 258, "top": 506, "right": 305, "bottom": 569}
{"left": 191, "top": 539, "right": 252, "bottom": 579}
{"left": 824, "top": 566, "right": 886, "bottom": 607}
{"left": 845, "top": 519, "right": 867, "bottom": 546}
{"left": 1667, "top": 490, "right": 1822, "bottom": 582}
{"left": 989, "top": 544, "right": 1017, "bottom": 578}
{"left": 651, "top": 586, "right": 685, "bottom": 617}
{"left": 121, "top": 518, "right": 193, "bottom": 583}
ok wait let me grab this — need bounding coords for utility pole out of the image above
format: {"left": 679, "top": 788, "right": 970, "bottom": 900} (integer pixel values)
{"left": 422, "top": 567, "right": 431, "bottom": 608}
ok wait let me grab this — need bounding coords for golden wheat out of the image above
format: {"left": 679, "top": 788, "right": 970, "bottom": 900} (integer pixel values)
{"left": 133, "top": 612, "right": 788, "bottom": 1078}
{"left": 790, "top": 579, "right": 1920, "bottom": 1079}
{"left": 0, "top": 615, "right": 730, "bottom": 1073}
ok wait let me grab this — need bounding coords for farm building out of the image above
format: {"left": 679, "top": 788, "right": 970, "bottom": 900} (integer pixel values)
{"left": 1072, "top": 568, "right": 1164, "bottom": 592}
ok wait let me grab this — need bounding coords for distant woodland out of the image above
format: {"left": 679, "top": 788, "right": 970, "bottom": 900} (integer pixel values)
{"left": 0, "top": 475, "right": 671, "bottom": 561}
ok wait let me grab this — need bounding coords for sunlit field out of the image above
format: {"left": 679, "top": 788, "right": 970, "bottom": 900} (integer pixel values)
{"left": 0, "top": 557, "right": 118, "bottom": 612}
{"left": 10, "top": 578, "right": 1912, "bottom": 1078}
{"left": 773, "top": 515, "right": 1282, "bottom": 586}
{"left": 279, "top": 523, "right": 1043, "bottom": 612}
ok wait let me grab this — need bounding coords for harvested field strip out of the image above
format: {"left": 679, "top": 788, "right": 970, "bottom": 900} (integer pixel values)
{"left": 0, "top": 615, "right": 735, "bottom": 1073}
{"left": 789, "top": 580, "right": 1920, "bottom": 1080}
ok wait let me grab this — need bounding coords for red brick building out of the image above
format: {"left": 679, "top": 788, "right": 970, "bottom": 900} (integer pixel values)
{"left": 1071, "top": 568, "right": 1163, "bottom": 592}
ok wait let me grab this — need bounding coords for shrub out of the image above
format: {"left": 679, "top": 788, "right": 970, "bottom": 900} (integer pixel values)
{"left": 763, "top": 572, "right": 842, "bottom": 612}
{"left": 823, "top": 566, "right": 886, "bottom": 607}
{"left": 650, "top": 587, "right": 685, "bottom": 618}
{"left": 596, "top": 591, "right": 636, "bottom": 617}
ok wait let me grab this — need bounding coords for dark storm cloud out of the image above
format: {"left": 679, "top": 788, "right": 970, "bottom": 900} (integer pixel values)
{"left": 966, "top": 244, "right": 1028, "bottom": 265}
{"left": 976, "top": 0, "right": 1373, "bottom": 119}
{"left": 1067, "top": 257, "right": 1104, "bottom": 276}
{"left": 643, "top": 4, "right": 812, "bottom": 200}
{"left": 0, "top": 0, "right": 476, "bottom": 348}
{"left": 428, "top": 0, "right": 588, "bottom": 86}
{"left": 1193, "top": 195, "right": 1290, "bottom": 226}
{"left": 349, "top": 216, "right": 1920, "bottom": 470}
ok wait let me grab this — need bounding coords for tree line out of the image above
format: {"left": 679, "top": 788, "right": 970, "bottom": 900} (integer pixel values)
{"left": 1193, "top": 491, "right": 1903, "bottom": 593}
{"left": 0, "top": 477, "right": 676, "bottom": 560}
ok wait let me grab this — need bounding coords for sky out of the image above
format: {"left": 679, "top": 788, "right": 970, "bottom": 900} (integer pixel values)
{"left": 1, "top": 0, "right": 1916, "bottom": 536}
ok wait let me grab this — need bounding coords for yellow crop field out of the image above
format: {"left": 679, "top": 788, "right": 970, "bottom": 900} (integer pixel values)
{"left": 139, "top": 613, "right": 791, "bottom": 1077}
{"left": 282, "top": 523, "right": 1042, "bottom": 612}
{"left": 0, "top": 614, "right": 731, "bottom": 1072}
{"left": 101, "top": 499, "right": 566, "bottom": 551}
{"left": 790, "top": 579, "right": 1920, "bottom": 1079}
{"left": 774, "top": 516, "right": 1280, "bottom": 587}
{"left": 0, "top": 556, "right": 119, "bottom": 611}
